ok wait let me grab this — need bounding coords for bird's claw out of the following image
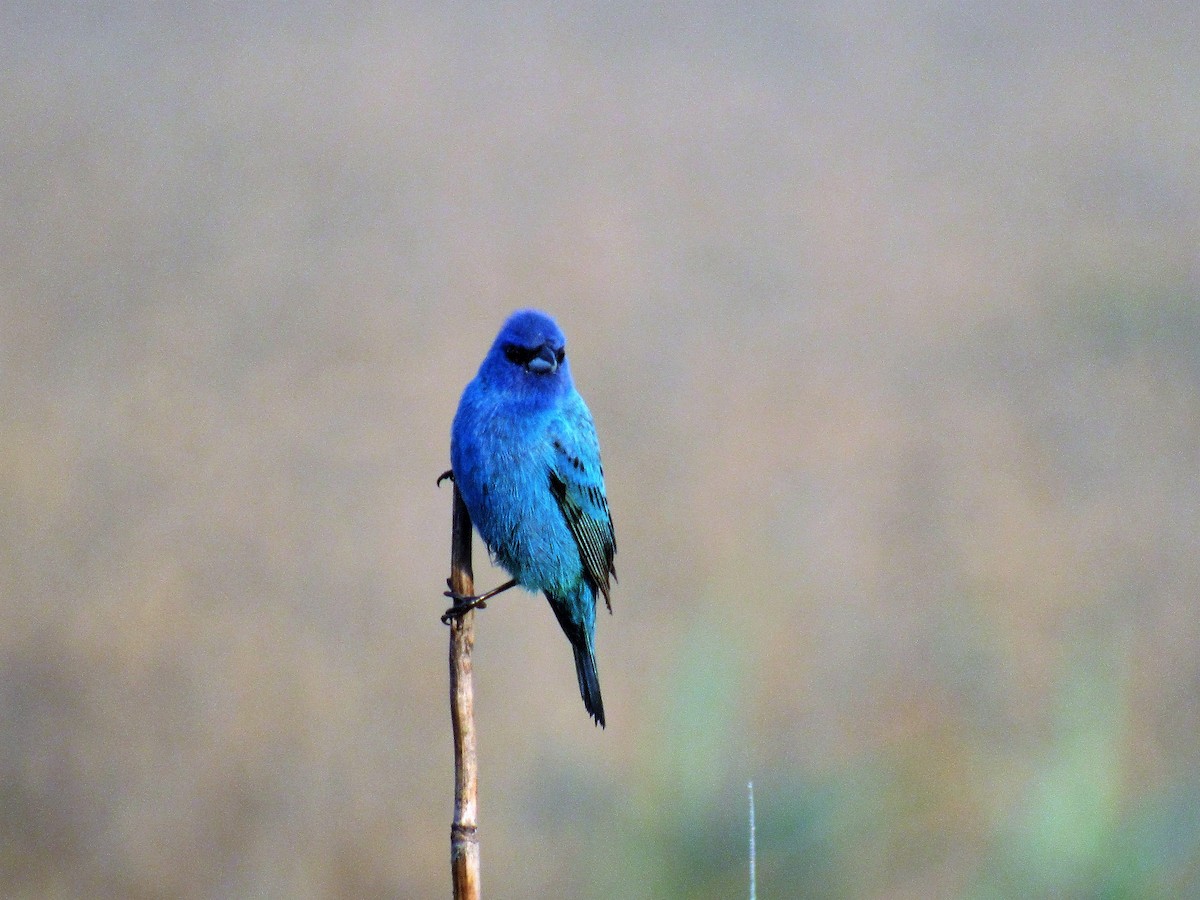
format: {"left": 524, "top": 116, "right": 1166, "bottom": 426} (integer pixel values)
{"left": 436, "top": 469, "right": 454, "bottom": 487}
{"left": 440, "top": 590, "right": 487, "bottom": 625}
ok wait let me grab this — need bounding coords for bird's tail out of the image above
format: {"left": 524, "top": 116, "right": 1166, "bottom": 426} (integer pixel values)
{"left": 572, "top": 639, "right": 605, "bottom": 728}
{"left": 548, "top": 591, "right": 605, "bottom": 728}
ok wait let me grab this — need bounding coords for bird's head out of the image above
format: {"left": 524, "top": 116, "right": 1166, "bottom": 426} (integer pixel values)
{"left": 480, "top": 309, "right": 572, "bottom": 393}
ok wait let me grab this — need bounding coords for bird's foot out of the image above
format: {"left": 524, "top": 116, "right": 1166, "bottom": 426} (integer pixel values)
{"left": 436, "top": 469, "right": 454, "bottom": 486}
{"left": 440, "top": 590, "right": 488, "bottom": 625}
{"left": 439, "top": 577, "right": 517, "bottom": 625}
{"left": 440, "top": 578, "right": 489, "bottom": 625}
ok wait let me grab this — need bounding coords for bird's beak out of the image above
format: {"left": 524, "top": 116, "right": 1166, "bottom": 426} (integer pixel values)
{"left": 527, "top": 344, "right": 558, "bottom": 374}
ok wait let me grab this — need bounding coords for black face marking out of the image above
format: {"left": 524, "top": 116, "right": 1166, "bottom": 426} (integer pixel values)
{"left": 503, "top": 340, "right": 564, "bottom": 375}
{"left": 503, "top": 343, "right": 540, "bottom": 367}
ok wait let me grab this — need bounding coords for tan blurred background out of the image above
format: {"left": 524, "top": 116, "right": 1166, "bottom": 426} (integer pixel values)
{"left": 3, "top": 3, "right": 1199, "bottom": 897}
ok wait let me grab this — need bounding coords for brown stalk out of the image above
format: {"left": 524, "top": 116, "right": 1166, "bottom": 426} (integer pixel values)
{"left": 447, "top": 483, "right": 481, "bottom": 899}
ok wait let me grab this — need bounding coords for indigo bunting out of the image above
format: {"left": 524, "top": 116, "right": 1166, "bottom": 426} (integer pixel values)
{"left": 447, "top": 310, "right": 616, "bottom": 727}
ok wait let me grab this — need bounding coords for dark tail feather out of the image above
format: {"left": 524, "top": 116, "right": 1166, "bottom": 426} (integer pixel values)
{"left": 573, "top": 641, "right": 605, "bottom": 728}
{"left": 547, "top": 591, "right": 606, "bottom": 727}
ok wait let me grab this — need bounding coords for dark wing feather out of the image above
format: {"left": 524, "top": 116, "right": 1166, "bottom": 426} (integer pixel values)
{"left": 548, "top": 425, "right": 616, "bottom": 611}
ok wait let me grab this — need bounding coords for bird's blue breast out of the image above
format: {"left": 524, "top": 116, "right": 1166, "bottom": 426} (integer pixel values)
{"left": 450, "top": 377, "right": 585, "bottom": 596}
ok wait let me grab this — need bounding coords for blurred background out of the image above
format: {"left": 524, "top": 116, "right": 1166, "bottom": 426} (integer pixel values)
{"left": 3, "top": 3, "right": 1199, "bottom": 897}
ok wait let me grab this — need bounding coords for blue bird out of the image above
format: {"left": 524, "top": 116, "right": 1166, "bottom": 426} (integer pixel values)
{"left": 446, "top": 309, "right": 616, "bottom": 727}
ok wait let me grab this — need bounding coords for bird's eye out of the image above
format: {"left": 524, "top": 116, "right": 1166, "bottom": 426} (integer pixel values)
{"left": 555, "top": 348, "right": 565, "bottom": 364}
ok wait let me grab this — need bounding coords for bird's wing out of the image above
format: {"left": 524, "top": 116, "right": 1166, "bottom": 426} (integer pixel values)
{"left": 547, "top": 397, "right": 617, "bottom": 610}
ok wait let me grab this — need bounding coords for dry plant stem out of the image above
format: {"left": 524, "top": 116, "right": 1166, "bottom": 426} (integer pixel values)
{"left": 448, "top": 484, "right": 481, "bottom": 900}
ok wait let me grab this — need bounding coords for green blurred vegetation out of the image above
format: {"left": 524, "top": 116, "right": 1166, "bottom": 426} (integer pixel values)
{"left": 3, "top": 3, "right": 1200, "bottom": 897}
